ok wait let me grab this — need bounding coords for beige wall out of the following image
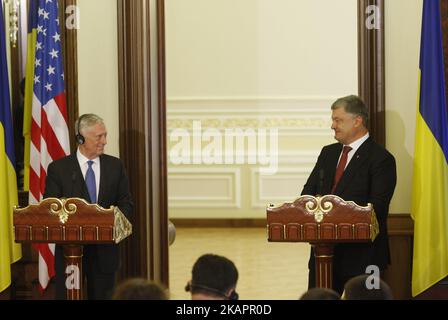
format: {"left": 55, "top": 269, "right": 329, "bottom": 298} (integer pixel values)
{"left": 166, "top": 0, "right": 358, "bottom": 218}
{"left": 385, "top": 0, "right": 422, "bottom": 214}
{"left": 77, "top": 0, "right": 120, "bottom": 157}
{"left": 167, "top": 0, "right": 357, "bottom": 98}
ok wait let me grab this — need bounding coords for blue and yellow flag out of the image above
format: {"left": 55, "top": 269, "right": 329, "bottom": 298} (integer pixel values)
{"left": 0, "top": 3, "right": 22, "bottom": 293}
{"left": 411, "top": 0, "right": 448, "bottom": 297}
{"left": 23, "top": 0, "right": 38, "bottom": 191}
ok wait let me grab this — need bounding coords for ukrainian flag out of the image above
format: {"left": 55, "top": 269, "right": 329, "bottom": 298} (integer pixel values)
{"left": 411, "top": 0, "right": 448, "bottom": 297}
{"left": 23, "top": 0, "right": 38, "bottom": 191}
{"left": 0, "top": 4, "right": 22, "bottom": 293}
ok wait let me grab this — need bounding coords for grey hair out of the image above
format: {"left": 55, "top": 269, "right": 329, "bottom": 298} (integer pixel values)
{"left": 75, "top": 114, "right": 104, "bottom": 136}
{"left": 331, "top": 95, "right": 369, "bottom": 128}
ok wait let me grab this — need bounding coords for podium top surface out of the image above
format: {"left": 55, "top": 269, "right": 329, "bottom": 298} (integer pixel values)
{"left": 266, "top": 195, "right": 379, "bottom": 243}
{"left": 13, "top": 197, "right": 132, "bottom": 244}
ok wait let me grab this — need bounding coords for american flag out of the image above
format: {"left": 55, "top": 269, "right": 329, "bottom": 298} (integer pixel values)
{"left": 25, "top": 0, "right": 70, "bottom": 291}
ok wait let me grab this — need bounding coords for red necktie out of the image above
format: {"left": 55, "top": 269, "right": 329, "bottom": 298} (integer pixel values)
{"left": 331, "top": 146, "right": 352, "bottom": 193}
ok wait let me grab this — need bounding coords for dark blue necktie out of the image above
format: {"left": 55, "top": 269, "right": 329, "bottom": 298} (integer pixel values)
{"left": 85, "top": 160, "right": 97, "bottom": 203}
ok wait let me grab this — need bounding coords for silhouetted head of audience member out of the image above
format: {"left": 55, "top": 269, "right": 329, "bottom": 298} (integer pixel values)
{"left": 343, "top": 275, "right": 393, "bottom": 300}
{"left": 112, "top": 278, "right": 168, "bottom": 300}
{"left": 186, "top": 253, "right": 239, "bottom": 300}
{"left": 300, "top": 287, "right": 341, "bottom": 300}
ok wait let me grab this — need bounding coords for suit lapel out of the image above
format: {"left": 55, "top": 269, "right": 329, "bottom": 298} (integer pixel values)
{"left": 324, "top": 144, "right": 342, "bottom": 194}
{"left": 98, "top": 155, "right": 107, "bottom": 205}
{"left": 334, "top": 138, "right": 372, "bottom": 194}
{"left": 69, "top": 154, "right": 90, "bottom": 200}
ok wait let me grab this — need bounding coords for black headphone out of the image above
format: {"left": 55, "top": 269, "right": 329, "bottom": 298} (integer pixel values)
{"left": 185, "top": 282, "right": 239, "bottom": 300}
{"left": 75, "top": 114, "right": 86, "bottom": 145}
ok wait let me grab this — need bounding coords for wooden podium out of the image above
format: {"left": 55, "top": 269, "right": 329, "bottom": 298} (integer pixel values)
{"left": 266, "top": 195, "right": 378, "bottom": 289}
{"left": 13, "top": 198, "right": 132, "bottom": 300}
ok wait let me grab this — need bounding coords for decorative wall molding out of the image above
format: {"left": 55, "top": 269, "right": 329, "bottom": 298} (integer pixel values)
{"left": 168, "top": 147, "right": 320, "bottom": 211}
{"left": 250, "top": 166, "right": 313, "bottom": 208}
{"left": 168, "top": 168, "right": 241, "bottom": 208}
{"left": 274, "top": 151, "right": 320, "bottom": 165}
{"left": 167, "top": 98, "right": 335, "bottom": 136}
{"left": 167, "top": 151, "right": 319, "bottom": 166}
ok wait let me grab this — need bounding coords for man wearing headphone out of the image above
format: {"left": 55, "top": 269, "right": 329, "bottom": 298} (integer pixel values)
{"left": 44, "top": 113, "right": 133, "bottom": 300}
{"left": 185, "top": 254, "right": 239, "bottom": 300}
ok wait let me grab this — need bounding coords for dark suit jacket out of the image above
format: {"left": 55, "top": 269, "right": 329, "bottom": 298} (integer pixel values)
{"left": 44, "top": 153, "right": 133, "bottom": 273}
{"left": 301, "top": 137, "right": 396, "bottom": 275}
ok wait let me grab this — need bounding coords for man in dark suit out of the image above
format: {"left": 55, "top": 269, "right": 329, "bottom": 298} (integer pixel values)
{"left": 301, "top": 95, "right": 396, "bottom": 294}
{"left": 44, "top": 113, "right": 133, "bottom": 299}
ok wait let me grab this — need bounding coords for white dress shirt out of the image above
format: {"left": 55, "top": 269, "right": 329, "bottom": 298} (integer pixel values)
{"left": 337, "top": 132, "right": 370, "bottom": 169}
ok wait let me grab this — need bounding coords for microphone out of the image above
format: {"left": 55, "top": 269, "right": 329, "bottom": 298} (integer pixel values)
{"left": 317, "top": 168, "right": 324, "bottom": 196}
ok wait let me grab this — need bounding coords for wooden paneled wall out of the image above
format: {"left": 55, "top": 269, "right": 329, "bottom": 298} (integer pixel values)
{"left": 358, "top": 0, "right": 385, "bottom": 146}
{"left": 383, "top": 214, "right": 414, "bottom": 300}
{"left": 116, "top": 0, "right": 169, "bottom": 286}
